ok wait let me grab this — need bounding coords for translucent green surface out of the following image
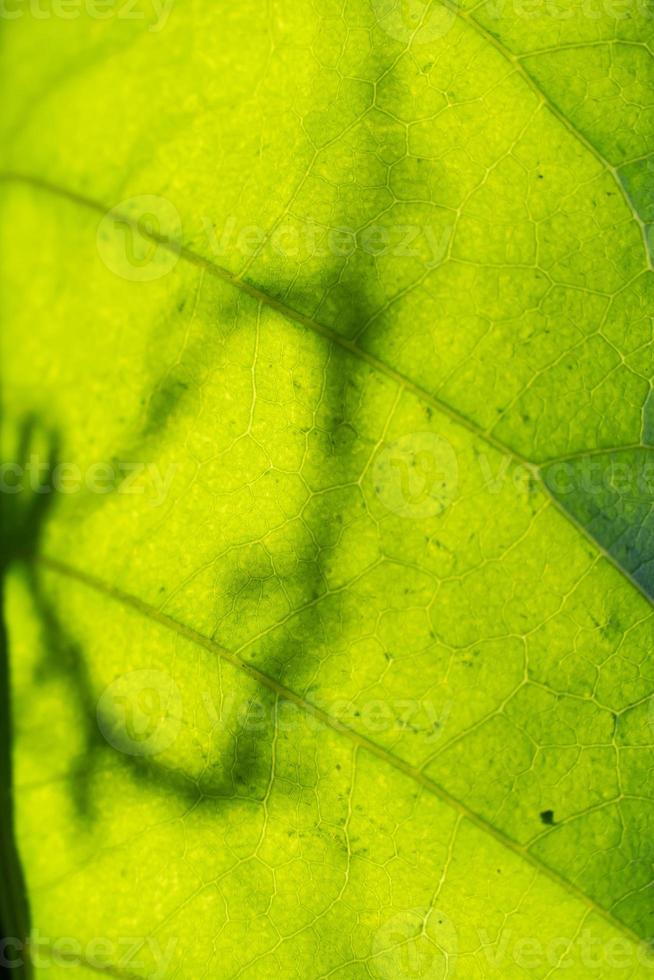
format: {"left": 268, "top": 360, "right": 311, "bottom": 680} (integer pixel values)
{"left": 1, "top": 1, "right": 654, "bottom": 976}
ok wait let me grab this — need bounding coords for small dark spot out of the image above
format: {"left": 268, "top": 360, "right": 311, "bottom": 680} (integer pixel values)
{"left": 177, "top": 299, "right": 186, "bottom": 312}
{"left": 540, "top": 809, "right": 555, "bottom": 826}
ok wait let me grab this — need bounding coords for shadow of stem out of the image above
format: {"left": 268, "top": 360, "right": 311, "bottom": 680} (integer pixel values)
{"left": 0, "top": 415, "right": 56, "bottom": 980}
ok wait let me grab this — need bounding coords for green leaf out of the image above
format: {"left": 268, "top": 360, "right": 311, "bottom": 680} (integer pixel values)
{"left": 1, "top": 1, "right": 654, "bottom": 977}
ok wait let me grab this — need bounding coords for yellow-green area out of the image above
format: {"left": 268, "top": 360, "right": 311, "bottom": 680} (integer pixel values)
{"left": 1, "top": 0, "right": 654, "bottom": 977}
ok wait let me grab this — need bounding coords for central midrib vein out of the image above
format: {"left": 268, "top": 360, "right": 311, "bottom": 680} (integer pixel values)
{"left": 37, "top": 552, "right": 650, "bottom": 954}
{"left": 1, "top": 170, "right": 651, "bottom": 608}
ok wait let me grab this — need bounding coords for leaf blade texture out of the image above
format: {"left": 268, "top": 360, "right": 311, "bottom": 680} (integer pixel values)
{"left": 1, "top": 1, "right": 654, "bottom": 977}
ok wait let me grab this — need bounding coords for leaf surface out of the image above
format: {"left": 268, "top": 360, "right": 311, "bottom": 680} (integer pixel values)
{"left": 1, "top": 1, "right": 654, "bottom": 977}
